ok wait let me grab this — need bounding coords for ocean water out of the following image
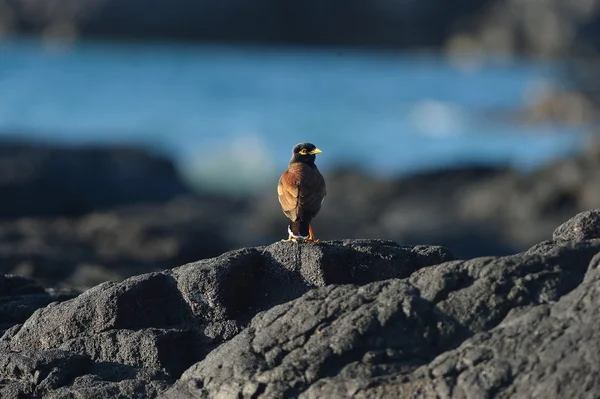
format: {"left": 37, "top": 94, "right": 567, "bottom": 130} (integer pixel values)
{"left": 0, "top": 39, "right": 589, "bottom": 193}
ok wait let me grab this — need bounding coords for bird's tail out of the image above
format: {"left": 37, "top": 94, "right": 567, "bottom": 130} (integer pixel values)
{"left": 288, "top": 220, "right": 310, "bottom": 240}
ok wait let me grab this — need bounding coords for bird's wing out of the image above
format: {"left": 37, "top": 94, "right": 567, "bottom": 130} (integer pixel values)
{"left": 298, "top": 169, "right": 326, "bottom": 219}
{"left": 277, "top": 170, "right": 300, "bottom": 221}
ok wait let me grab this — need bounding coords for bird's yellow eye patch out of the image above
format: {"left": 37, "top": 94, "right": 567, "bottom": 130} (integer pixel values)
{"left": 298, "top": 148, "right": 309, "bottom": 155}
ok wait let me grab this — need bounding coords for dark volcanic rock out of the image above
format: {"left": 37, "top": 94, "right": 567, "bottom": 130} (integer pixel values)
{"left": 0, "top": 142, "right": 246, "bottom": 289}
{"left": 0, "top": 142, "right": 191, "bottom": 219}
{"left": 0, "top": 274, "right": 77, "bottom": 336}
{"left": 447, "top": 0, "right": 600, "bottom": 58}
{"left": 5, "top": 0, "right": 489, "bottom": 49}
{"left": 261, "top": 239, "right": 454, "bottom": 296}
{"left": 4, "top": 210, "right": 600, "bottom": 399}
{"left": 0, "top": 349, "right": 90, "bottom": 398}
{"left": 408, "top": 239, "right": 600, "bottom": 336}
{"left": 389, "top": 257, "right": 600, "bottom": 398}
{"left": 165, "top": 212, "right": 600, "bottom": 398}
{"left": 553, "top": 209, "right": 600, "bottom": 242}
{"left": 0, "top": 197, "right": 237, "bottom": 289}
{"left": 1, "top": 239, "right": 450, "bottom": 398}
{"left": 6, "top": 0, "right": 599, "bottom": 63}
{"left": 457, "top": 141, "right": 600, "bottom": 250}
{"left": 166, "top": 280, "right": 440, "bottom": 399}
{"left": 46, "top": 378, "right": 169, "bottom": 399}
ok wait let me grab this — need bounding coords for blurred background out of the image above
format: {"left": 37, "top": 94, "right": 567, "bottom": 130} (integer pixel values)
{"left": 1, "top": 0, "right": 600, "bottom": 290}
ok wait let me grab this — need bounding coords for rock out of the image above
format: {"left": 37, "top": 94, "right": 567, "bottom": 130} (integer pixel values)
{"left": 0, "top": 142, "right": 241, "bottom": 289}
{"left": 5, "top": 0, "right": 489, "bottom": 48}
{"left": 408, "top": 239, "right": 599, "bottom": 336}
{"left": 401, "top": 255, "right": 600, "bottom": 398}
{"left": 553, "top": 209, "right": 600, "bottom": 241}
{"left": 446, "top": 0, "right": 600, "bottom": 58}
{"left": 7, "top": 0, "right": 599, "bottom": 62}
{"left": 0, "top": 196, "right": 238, "bottom": 289}
{"left": 0, "top": 349, "right": 91, "bottom": 398}
{"left": 1, "top": 239, "right": 450, "bottom": 398}
{"left": 456, "top": 144, "right": 600, "bottom": 253}
{"left": 165, "top": 223, "right": 600, "bottom": 398}
{"left": 262, "top": 239, "right": 454, "bottom": 288}
{"left": 46, "top": 378, "right": 169, "bottom": 399}
{"left": 0, "top": 142, "right": 191, "bottom": 219}
{"left": 3, "top": 211, "right": 600, "bottom": 398}
{"left": 0, "top": 274, "right": 77, "bottom": 335}
{"left": 166, "top": 281, "right": 441, "bottom": 399}
{"left": 0, "top": 348, "right": 169, "bottom": 398}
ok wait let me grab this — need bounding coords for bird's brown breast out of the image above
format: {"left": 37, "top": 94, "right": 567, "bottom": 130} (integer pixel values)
{"left": 277, "top": 162, "right": 326, "bottom": 222}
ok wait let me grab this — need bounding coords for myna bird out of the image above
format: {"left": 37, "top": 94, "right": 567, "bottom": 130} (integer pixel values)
{"left": 277, "top": 142, "right": 326, "bottom": 242}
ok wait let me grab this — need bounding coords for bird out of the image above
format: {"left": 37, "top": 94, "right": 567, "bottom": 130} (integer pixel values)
{"left": 277, "top": 142, "right": 327, "bottom": 242}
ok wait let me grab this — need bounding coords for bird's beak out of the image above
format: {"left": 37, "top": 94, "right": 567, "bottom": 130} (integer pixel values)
{"left": 309, "top": 148, "right": 322, "bottom": 155}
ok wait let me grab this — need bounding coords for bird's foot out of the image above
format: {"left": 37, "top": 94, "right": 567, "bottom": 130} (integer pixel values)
{"left": 306, "top": 225, "right": 320, "bottom": 243}
{"left": 281, "top": 227, "right": 320, "bottom": 243}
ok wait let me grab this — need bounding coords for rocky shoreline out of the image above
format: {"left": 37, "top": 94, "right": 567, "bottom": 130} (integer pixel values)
{"left": 1, "top": 210, "right": 600, "bottom": 397}
{"left": 0, "top": 142, "right": 599, "bottom": 397}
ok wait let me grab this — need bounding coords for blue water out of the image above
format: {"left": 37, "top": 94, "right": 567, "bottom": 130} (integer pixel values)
{"left": 0, "top": 39, "right": 590, "bottom": 193}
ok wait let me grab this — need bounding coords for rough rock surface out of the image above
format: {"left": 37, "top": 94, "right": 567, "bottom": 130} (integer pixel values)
{"left": 0, "top": 274, "right": 76, "bottom": 336}
{"left": 553, "top": 209, "right": 600, "bottom": 242}
{"left": 165, "top": 226, "right": 600, "bottom": 398}
{"left": 407, "top": 265, "right": 600, "bottom": 399}
{"left": 1, "top": 210, "right": 600, "bottom": 397}
{"left": 0, "top": 240, "right": 451, "bottom": 398}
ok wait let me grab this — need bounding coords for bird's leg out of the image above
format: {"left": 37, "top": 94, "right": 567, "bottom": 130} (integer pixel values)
{"left": 306, "top": 225, "right": 320, "bottom": 243}
{"left": 281, "top": 229, "right": 298, "bottom": 242}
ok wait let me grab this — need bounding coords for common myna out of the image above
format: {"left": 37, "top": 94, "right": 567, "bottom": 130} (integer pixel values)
{"left": 277, "top": 142, "right": 326, "bottom": 242}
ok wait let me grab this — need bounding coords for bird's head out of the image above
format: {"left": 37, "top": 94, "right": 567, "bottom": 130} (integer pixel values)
{"left": 290, "top": 142, "right": 322, "bottom": 165}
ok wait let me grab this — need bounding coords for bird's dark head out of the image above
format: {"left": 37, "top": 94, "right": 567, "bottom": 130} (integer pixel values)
{"left": 290, "top": 142, "right": 322, "bottom": 165}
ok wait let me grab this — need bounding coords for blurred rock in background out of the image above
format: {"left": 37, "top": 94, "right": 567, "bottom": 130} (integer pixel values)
{"left": 2, "top": 0, "right": 599, "bottom": 59}
{"left": 0, "top": 141, "right": 191, "bottom": 218}
{"left": 2, "top": 0, "right": 491, "bottom": 47}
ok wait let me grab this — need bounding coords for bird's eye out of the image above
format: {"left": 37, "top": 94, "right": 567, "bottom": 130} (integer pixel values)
{"left": 299, "top": 148, "right": 308, "bottom": 155}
